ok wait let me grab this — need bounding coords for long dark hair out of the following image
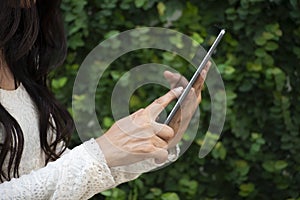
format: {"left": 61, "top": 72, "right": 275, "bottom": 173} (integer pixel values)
{"left": 0, "top": 0, "right": 74, "bottom": 182}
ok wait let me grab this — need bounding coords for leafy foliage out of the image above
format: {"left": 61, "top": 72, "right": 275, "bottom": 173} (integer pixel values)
{"left": 54, "top": 0, "right": 300, "bottom": 199}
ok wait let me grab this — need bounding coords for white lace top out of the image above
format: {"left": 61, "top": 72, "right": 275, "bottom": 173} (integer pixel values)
{"left": 0, "top": 84, "right": 178, "bottom": 200}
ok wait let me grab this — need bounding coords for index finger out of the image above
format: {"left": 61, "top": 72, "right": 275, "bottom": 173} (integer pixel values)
{"left": 145, "top": 87, "right": 183, "bottom": 118}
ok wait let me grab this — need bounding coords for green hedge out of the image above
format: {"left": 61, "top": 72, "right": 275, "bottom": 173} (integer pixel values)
{"left": 52, "top": 0, "right": 300, "bottom": 199}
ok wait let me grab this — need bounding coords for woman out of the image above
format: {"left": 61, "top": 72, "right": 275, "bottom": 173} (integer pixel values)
{"left": 0, "top": 0, "right": 209, "bottom": 199}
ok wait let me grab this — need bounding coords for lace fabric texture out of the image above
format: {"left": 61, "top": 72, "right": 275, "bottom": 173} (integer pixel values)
{"left": 0, "top": 84, "right": 46, "bottom": 177}
{"left": 0, "top": 84, "right": 179, "bottom": 199}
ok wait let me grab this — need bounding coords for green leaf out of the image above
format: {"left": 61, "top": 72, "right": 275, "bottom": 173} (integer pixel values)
{"left": 212, "top": 142, "right": 227, "bottom": 160}
{"left": 226, "top": 90, "right": 237, "bottom": 100}
{"left": 224, "top": 65, "right": 236, "bottom": 75}
{"left": 265, "top": 23, "right": 280, "bottom": 33}
{"left": 237, "top": 8, "right": 248, "bottom": 17}
{"left": 157, "top": 2, "right": 166, "bottom": 16}
{"left": 103, "top": 117, "right": 114, "bottom": 128}
{"left": 262, "top": 32, "right": 274, "bottom": 40}
{"left": 274, "top": 160, "right": 288, "bottom": 171}
{"left": 191, "top": 32, "right": 204, "bottom": 44}
{"left": 134, "top": 0, "right": 146, "bottom": 8}
{"left": 235, "top": 160, "right": 250, "bottom": 176}
{"left": 225, "top": 7, "right": 235, "bottom": 14}
{"left": 265, "top": 41, "right": 279, "bottom": 51}
{"left": 263, "top": 53, "right": 274, "bottom": 66}
{"left": 68, "top": 33, "right": 84, "bottom": 49}
{"left": 104, "top": 30, "right": 120, "bottom": 39}
{"left": 130, "top": 95, "right": 142, "bottom": 108}
{"left": 162, "top": 52, "right": 175, "bottom": 61}
{"left": 65, "top": 12, "right": 76, "bottom": 22}
{"left": 100, "top": 190, "right": 112, "bottom": 196}
{"left": 169, "top": 34, "right": 183, "bottom": 49}
{"left": 255, "top": 48, "right": 267, "bottom": 57}
{"left": 150, "top": 188, "right": 162, "bottom": 196}
{"left": 250, "top": 143, "right": 260, "bottom": 153}
{"left": 110, "top": 71, "right": 121, "bottom": 80}
{"left": 254, "top": 36, "right": 267, "bottom": 46}
{"left": 163, "top": 1, "right": 183, "bottom": 22}
{"left": 233, "top": 21, "right": 244, "bottom": 30}
{"left": 293, "top": 47, "right": 300, "bottom": 59}
{"left": 51, "top": 77, "right": 68, "bottom": 89}
{"left": 264, "top": 23, "right": 282, "bottom": 39}
{"left": 239, "top": 79, "right": 253, "bottom": 92}
{"left": 262, "top": 161, "right": 275, "bottom": 172}
{"left": 246, "top": 62, "right": 262, "bottom": 72}
{"left": 239, "top": 183, "right": 255, "bottom": 197}
{"left": 271, "top": 67, "right": 286, "bottom": 90}
{"left": 161, "top": 192, "right": 180, "bottom": 200}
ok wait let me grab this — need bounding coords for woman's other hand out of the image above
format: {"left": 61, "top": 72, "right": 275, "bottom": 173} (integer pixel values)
{"left": 163, "top": 62, "right": 211, "bottom": 148}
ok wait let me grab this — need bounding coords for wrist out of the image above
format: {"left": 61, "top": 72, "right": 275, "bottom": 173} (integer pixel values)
{"left": 95, "top": 136, "right": 112, "bottom": 167}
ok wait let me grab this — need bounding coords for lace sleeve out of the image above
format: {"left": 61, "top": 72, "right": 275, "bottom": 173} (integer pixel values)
{"left": 109, "top": 145, "right": 180, "bottom": 185}
{"left": 61, "top": 139, "right": 179, "bottom": 188}
{"left": 0, "top": 137, "right": 180, "bottom": 200}
{"left": 0, "top": 139, "right": 116, "bottom": 200}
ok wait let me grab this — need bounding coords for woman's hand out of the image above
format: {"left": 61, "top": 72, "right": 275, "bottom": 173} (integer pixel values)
{"left": 163, "top": 62, "right": 211, "bottom": 148}
{"left": 96, "top": 87, "right": 183, "bottom": 167}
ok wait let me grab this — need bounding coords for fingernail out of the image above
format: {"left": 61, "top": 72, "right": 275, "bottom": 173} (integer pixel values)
{"left": 164, "top": 70, "right": 174, "bottom": 77}
{"left": 173, "top": 87, "right": 183, "bottom": 97}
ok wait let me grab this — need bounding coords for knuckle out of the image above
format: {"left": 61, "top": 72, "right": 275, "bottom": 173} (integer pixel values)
{"left": 188, "top": 88, "right": 197, "bottom": 98}
{"left": 135, "top": 143, "right": 153, "bottom": 153}
{"left": 137, "top": 108, "right": 145, "bottom": 116}
{"left": 144, "top": 144, "right": 155, "bottom": 152}
{"left": 190, "top": 87, "right": 196, "bottom": 94}
{"left": 161, "top": 125, "right": 174, "bottom": 139}
{"left": 143, "top": 122, "right": 153, "bottom": 131}
{"left": 161, "top": 140, "right": 169, "bottom": 149}
{"left": 154, "top": 98, "right": 164, "bottom": 105}
{"left": 155, "top": 150, "right": 168, "bottom": 163}
{"left": 162, "top": 149, "right": 168, "bottom": 158}
{"left": 166, "top": 126, "right": 175, "bottom": 138}
{"left": 198, "top": 94, "right": 202, "bottom": 101}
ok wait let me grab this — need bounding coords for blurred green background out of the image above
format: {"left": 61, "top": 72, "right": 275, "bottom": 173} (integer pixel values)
{"left": 52, "top": 0, "right": 300, "bottom": 199}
